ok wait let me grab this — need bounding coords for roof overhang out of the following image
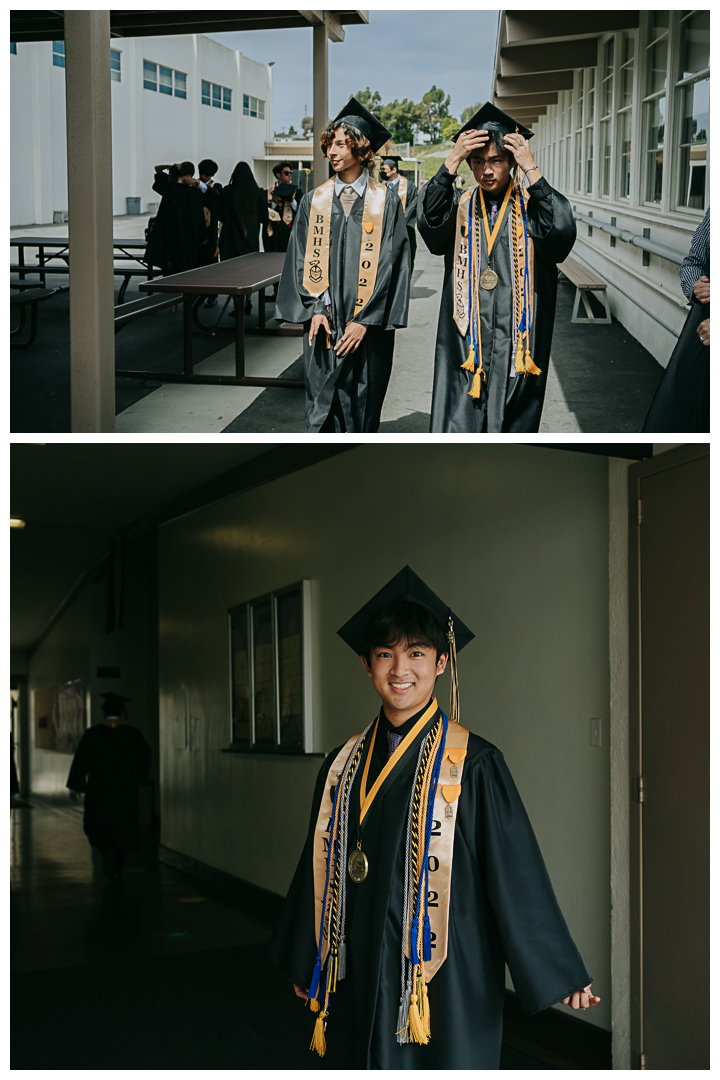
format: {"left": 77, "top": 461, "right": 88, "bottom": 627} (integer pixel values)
{"left": 10, "top": 9, "right": 369, "bottom": 43}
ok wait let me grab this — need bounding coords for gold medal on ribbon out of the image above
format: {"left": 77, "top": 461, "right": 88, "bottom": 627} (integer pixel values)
{"left": 478, "top": 182, "right": 513, "bottom": 291}
{"left": 480, "top": 269, "right": 499, "bottom": 290}
{"left": 348, "top": 842, "right": 368, "bottom": 883}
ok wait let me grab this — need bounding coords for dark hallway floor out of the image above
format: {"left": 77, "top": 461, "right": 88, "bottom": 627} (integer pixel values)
{"left": 11, "top": 796, "right": 549, "bottom": 1070}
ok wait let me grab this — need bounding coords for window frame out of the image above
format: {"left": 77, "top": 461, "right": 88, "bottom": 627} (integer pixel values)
{"left": 110, "top": 47, "right": 121, "bottom": 82}
{"left": 52, "top": 40, "right": 65, "bottom": 68}
{"left": 202, "top": 79, "right": 233, "bottom": 111}
{"left": 615, "top": 30, "right": 637, "bottom": 202}
{"left": 641, "top": 13, "right": 671, "bottom": 208}
{"left": 228, "top": 580, "right": 313, "bottom": 755}
{"left": 671, "top": 10, "right": 709, "bottom": 216}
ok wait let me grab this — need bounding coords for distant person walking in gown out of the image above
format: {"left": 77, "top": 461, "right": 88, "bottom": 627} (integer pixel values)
{"left": 643, "top": 207, "right": 710, "bottom": 433}
{"left": 219, "top": 162, "right": 269, "bottom": 312}
{"left": 66, "top": 693, "right": 151, "bottom": 881}
{"left": 145, "top": 161, "right": 208, "bottom": 276}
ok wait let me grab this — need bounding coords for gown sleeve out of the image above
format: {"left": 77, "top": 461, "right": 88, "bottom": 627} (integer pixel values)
{"left": 66, "top": 730, "right": 93, "bottom": 792}
{"left": 417, "top": 164, "right": 460, "bottom": 254}
{"left": 404, "top": 181, "right": 419, "bottom": 229}
{"left": 474, "top": 748, "right": 591, "bottom": 1015}
{"left": 266, "top": 748, "right": 340, "bottom": 987}
{"left": 274, "top": 193, "right": 326, "bottom": 324}
{"left": 525, "top": 176, "right": 577, "bottom": 266}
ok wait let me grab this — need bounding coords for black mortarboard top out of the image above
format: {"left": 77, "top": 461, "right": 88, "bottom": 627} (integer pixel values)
{"left": 337, "top": 565, "right": 474, "bottom": 656}
{"left": 100, "top": 692, "right": 130, "bottom": 716}
{"left": 452, "top": 101, "right": 534, "bottom": 143}
{"left": 332, "top": 97, "right": 393, "bottom": 154}
{"left": 380, "top": 155, "right": 402, "bottom": 167}
{"left": 273, "top": 182, "right": 297, "bottom": 199}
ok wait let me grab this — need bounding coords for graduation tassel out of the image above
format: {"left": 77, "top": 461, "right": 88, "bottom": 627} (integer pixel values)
{"left": 310, "top": 1011, "right": 328, "bottom": 1057}
{"left": 515, "top": 335, "right": 526, "bottom": 374}
{"left": 408, "top": 990, "right": 428, "bottom": 1045}
{"left": 307, "top": 955, "right": 322, "bottom": 1003}
{"left": 309, "top": 995, "right": 320, "bottom": 1013}
{"left": 422, "top": 982, "right": 431, "bottom": 1039}
{"left": 338, "top": 938, "right": 347, "bottom": 982}
{"left": 469, "top": 369, "right": 483, "bottom": 399}
{"left": 460, "top": 346, "right": 476, "bottom": 371}
{"left": 448, "top": 617, "right": 459, "bottom": 724}
{"left": 396, "top": 986, "right": 411, "bottom": 1044}
{"left": 523, "top": 332, "right": 542, "bottom": 376}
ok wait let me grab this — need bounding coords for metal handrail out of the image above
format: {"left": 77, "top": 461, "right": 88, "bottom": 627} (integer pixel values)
{"left": 572, "top": 209, "right": 688, "bottom": 266}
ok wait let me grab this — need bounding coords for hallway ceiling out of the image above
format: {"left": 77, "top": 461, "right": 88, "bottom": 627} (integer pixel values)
{"left": 10, "top": 444, "right": 279, "bottom": 653}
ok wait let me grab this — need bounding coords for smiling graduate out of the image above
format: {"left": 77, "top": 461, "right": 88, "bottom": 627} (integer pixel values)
{"left": 418, "top": 103, "right": 577, "bottom": 433}
{"left": 267, "top": 566, "right": 599, "bottom": 1069}
{"left": 274, "top": 98, "right": 412, "bottom": 433}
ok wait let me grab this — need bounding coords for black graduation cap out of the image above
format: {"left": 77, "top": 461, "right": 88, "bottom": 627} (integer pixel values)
{"left": 273, "top": 182, "right": 297, "bottom": 199}
{"left": 380, "top": 155, "right": 402, "bottom": 168}
{"left": 100, "top": 692, "right": 130, "bottom": 716}
{"left": 337, "top": 565, "right": 474, "bottom": 656}
{"left": 332, "top": 97, "right": 392, "bottom": 153}
{"left": 452, "top": 101, "right": 535, "bottom": 143}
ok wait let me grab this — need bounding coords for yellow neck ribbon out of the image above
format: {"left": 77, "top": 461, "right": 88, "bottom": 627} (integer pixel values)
{"left": 358, "top": 697, "right": 440, "bottom": 826}
{"left": 479, "top": 181, "right": 514, "bottom": 264}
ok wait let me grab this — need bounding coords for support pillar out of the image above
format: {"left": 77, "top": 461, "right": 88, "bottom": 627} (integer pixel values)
{"left": 312, "top": 21, "right": 329, "bottom": 188}
{"left": 64, "top": 10, "right": 115, "bottom": 432}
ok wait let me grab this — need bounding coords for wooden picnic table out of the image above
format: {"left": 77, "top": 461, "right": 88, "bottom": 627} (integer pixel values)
{"left": 124, "top": 252, "right": 303, "bottom": 389}
{"left": 10, "top": 236, "right": 152, "bottom": 301}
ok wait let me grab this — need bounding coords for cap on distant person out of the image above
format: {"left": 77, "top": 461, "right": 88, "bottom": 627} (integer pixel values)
{"left": 331, "top": 96, "right": 393, "bottom": 153}
{"left": 100, "top": 692, "right": 130, "bottom": 717}
{"left": 380, "top": 156, "right": 402, "bottom": 169}
{"left": 336, "top": 565, "right": 474, "bottom": 656}
{"left": 273, "top": 182, "right": 297, "bottom": 199}
{"left": 452, "top": 101, "right": 535, "bottom": 143}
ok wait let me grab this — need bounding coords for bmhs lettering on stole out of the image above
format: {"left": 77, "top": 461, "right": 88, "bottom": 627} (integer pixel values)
{"left": 455, "top": 240, "right": 468, "bottom": 320}
{"left": 309, "top": 213, "right": 325, "bottom": 284}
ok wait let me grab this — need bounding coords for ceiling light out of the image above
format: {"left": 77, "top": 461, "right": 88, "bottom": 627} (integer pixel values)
{"left": 10, "top": 518, "right": 26, "bottom": 528}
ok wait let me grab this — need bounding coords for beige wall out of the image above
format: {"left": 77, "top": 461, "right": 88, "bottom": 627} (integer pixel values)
{"left": 158, "top": 444, "right": 612, "bottom": 1031}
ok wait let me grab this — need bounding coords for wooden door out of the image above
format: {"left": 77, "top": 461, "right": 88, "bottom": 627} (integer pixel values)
{"left": 629, "top": 446, "right": 709, "bottom": 1069}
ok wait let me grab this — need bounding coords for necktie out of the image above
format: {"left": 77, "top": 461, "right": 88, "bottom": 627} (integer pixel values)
{"left": 339, "top": 185, "right": 358, "bottom": 218}
{"left": 386, "top": 731, "right": 402, "bottom": 761}
{"left": 489, "top": 200, "right": 499, "bottom": 229}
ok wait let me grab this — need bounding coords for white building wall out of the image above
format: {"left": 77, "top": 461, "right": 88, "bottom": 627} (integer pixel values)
{"left": 528, "top": 11, "right": 709, "bottom": 367}
{"left": 10, "top": 35, "right": 273, "bottom": 225}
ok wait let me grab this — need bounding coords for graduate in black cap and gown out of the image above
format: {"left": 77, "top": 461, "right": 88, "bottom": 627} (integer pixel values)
{"left": 418, "top": 103, "right": 576, "bottom": 433}
{"left": 66, "top": 693, "right": 152, "bottom": 880}
{"left": 268, "top": 567, "right": 599, "bottom": 1069}
{"left": 275, "top": 98, "right": 412, "bottom": 432}
{"left": 264, "top": 162, "right": 302, "bottom": 254}
{"left": 380, "top": 156, "right": 419, "bottom": 273}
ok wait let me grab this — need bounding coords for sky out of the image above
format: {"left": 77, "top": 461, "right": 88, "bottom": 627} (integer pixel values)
{"left": 209, "top": 9, "right": 499, "bottom": 135}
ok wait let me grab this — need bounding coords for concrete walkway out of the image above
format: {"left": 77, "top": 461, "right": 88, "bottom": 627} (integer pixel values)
{"left": 11, "top": 219, "right": 665, "bottom": 434}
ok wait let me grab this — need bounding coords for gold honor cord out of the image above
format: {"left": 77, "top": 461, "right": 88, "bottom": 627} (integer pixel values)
{"left": 359, "top": 699, "right": 440, "bottom": 826}
{"left": 478, "top": 181, "right": 513, "bottom": 290}
{"left": 397, "top": 175, "right": 408, "bottom": 212}
{"left": 301, "top": 177, "right": 387, "bottom": 324}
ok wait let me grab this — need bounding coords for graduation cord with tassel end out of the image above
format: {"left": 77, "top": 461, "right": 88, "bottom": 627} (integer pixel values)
{"left": 460, "top": 187, "right": 485, "bottom": 399}
{"left": 447, "top": 616, "right": 460, "bottom": 725}
{"left": 511, "top": 173, "right": 541, "bottom": 377}
{"left": 308, "top": 724, "right": 371, "bottom": 1056}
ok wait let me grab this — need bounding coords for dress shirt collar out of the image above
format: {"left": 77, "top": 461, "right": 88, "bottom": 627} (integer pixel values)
{"left": 334, "top": 168, "right": 369, "bottom": 198}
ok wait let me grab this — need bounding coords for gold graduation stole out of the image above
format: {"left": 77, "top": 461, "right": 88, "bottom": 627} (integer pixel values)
{"left": 312, "top": 715, "right": 469, "bottom": 980}
{"left": 453, "top": 180, "right": 540, "bottom": 395}
{"left": 397, "top": 175, "right": 408, "bottom": 212}
{"left": 301, "top": 176, "right": 387, "bottom": 319}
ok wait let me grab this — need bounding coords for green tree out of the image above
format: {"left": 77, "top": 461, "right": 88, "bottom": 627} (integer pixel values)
{"left": 418, "top": 85, "right": 451, "bottom": 143}
{"left": 355, "top": 87, "right": 383, "bottom": 112}
{"left": 382, "top": 98, "right": 422, "bottom": 145}
{"left": 439, "top": 115, "right": 459, "bottom": 142}
{"left": 461, "top": 102, "right": 484, "bottom": 124}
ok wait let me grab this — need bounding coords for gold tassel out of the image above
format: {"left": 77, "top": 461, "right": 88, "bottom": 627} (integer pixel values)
{"left": 422, "top": 983, "right": 431, "bottom": 1038}
{"left": 468, "top": 370, "right": 483, "bottom": 399}
{"left": 460, "top": 347, "right": 475, "bottom": 371}
{"left": 448, "top": 617, "right": 459, "bottom": 724}
{"left": 523, "top": 348, "right": 542, "bottom": 376}
{"left": 408, "top": 993, "right": 428, "bottom": 1045}
{"left": 310, "top": 1011, "right": 327, "bottom": 1057}
{"left": 515, "top": 336, "right": 526, "bottom": 374}
{"left": 309, "top": 996, "right": 320, "bottom": 1013}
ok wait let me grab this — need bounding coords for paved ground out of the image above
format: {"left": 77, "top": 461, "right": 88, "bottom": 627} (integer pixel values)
{"left": 11, "top": 217, "right": 665, "bottom": 434}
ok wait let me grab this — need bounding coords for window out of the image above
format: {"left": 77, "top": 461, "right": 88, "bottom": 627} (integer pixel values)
{"left": 574, "top": 70, "right": 584, "bottom": 192}
{"left": 52, "top": 41, "right": 65, "bottom": 68}
{"left": 674, "top": 10, "right": 709, "bottom": 211}
{"left": 243, "top": 93, "right": 265, "bottom": 119}
{"left": 616, "top": 32, "right": 635, "bottom": 199}
{"left": 110, "top": 48, "right": 121, "bottom": 82}
{"left": 10, "top": 42, "right": 17, "bottom": 54}
{"left": 599, "top": 38, "right": 614, "bottom": 196}
{"left": 642, "top": 13, "right": 670, "bottom": 204}
{"left": 202, "top": 80, "right": 232, "bottom": 110}
{"left": 585, "top": 68, "right": 595, "bottom": 195}
{"left": 229, "top": 582, "right": 311, "bottom": 753}
{"left": 144, "top": 61, "right": 187, "bottom": 98}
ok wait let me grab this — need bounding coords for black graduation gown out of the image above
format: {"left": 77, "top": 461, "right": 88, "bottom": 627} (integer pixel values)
{"left": 219, "top": 186, "right": 269, "bottom": 260}
{"left": 418, "top": 165, "right": 576, "bottom": 433}
{"left": 394, "top": 178, "right": 419, "bottom": 270}
{"left": 268, "top": 703, "right": 591, "bottom": 1069}
{"left": 263, "top": 186, "right": 301, "bottom": 253}
{"left": 66, "top": 724, "right": 152, "bottom": 853}
{"left": 199, "top": 181, "right": 223, "bottom": 265}
{"left": 642, "top": 297, "right": 710, "bottom": 432}
{"left": 274, "top": 183, "right": 412, "bottom": 433}
{"left": 145, "top": 174, "right": 207, "bottom": 275}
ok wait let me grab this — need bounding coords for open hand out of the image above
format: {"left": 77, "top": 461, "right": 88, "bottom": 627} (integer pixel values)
{"left": 562, "top": 984, "right": 601, "bottom": 1010}
{"left": 693, "top": 276, "right": 710, "bottom": 304}
{"left": 445, "top": 129, "right": 488, "bottom": 174}
{"left": 502, "top": 132, "right": 540, "bottom": 178}
{"left": 308, "top": 313, "right": 331, "bottom": 347}
{"left": 335, "top": 320, "right": 368, "bottom": 357}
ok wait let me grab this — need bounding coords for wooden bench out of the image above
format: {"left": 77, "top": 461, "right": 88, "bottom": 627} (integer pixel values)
{"left": 277, "top": 321, "right": 304, "bottom": 337}
{"left": 10, "top": 286, "right": 64, "bottom": 348}
{"left": 114, "top": 292, "right": 183, "bottom": 332}
{"left": 9, "top": 263, "right": 156, "bottom": 304}
{"left": 557, "top": 256, "right": 612, "bottom": 325}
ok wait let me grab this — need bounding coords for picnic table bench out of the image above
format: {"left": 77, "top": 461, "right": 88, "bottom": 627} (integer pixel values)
{"left": 10, "top": 285, "right": 67, "bottom": 348}
{"left": 557, "top": 256, "right": 612, "bottom": 324}
{"left": 10, "top": 236, "right": 154, "bottom": 302}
